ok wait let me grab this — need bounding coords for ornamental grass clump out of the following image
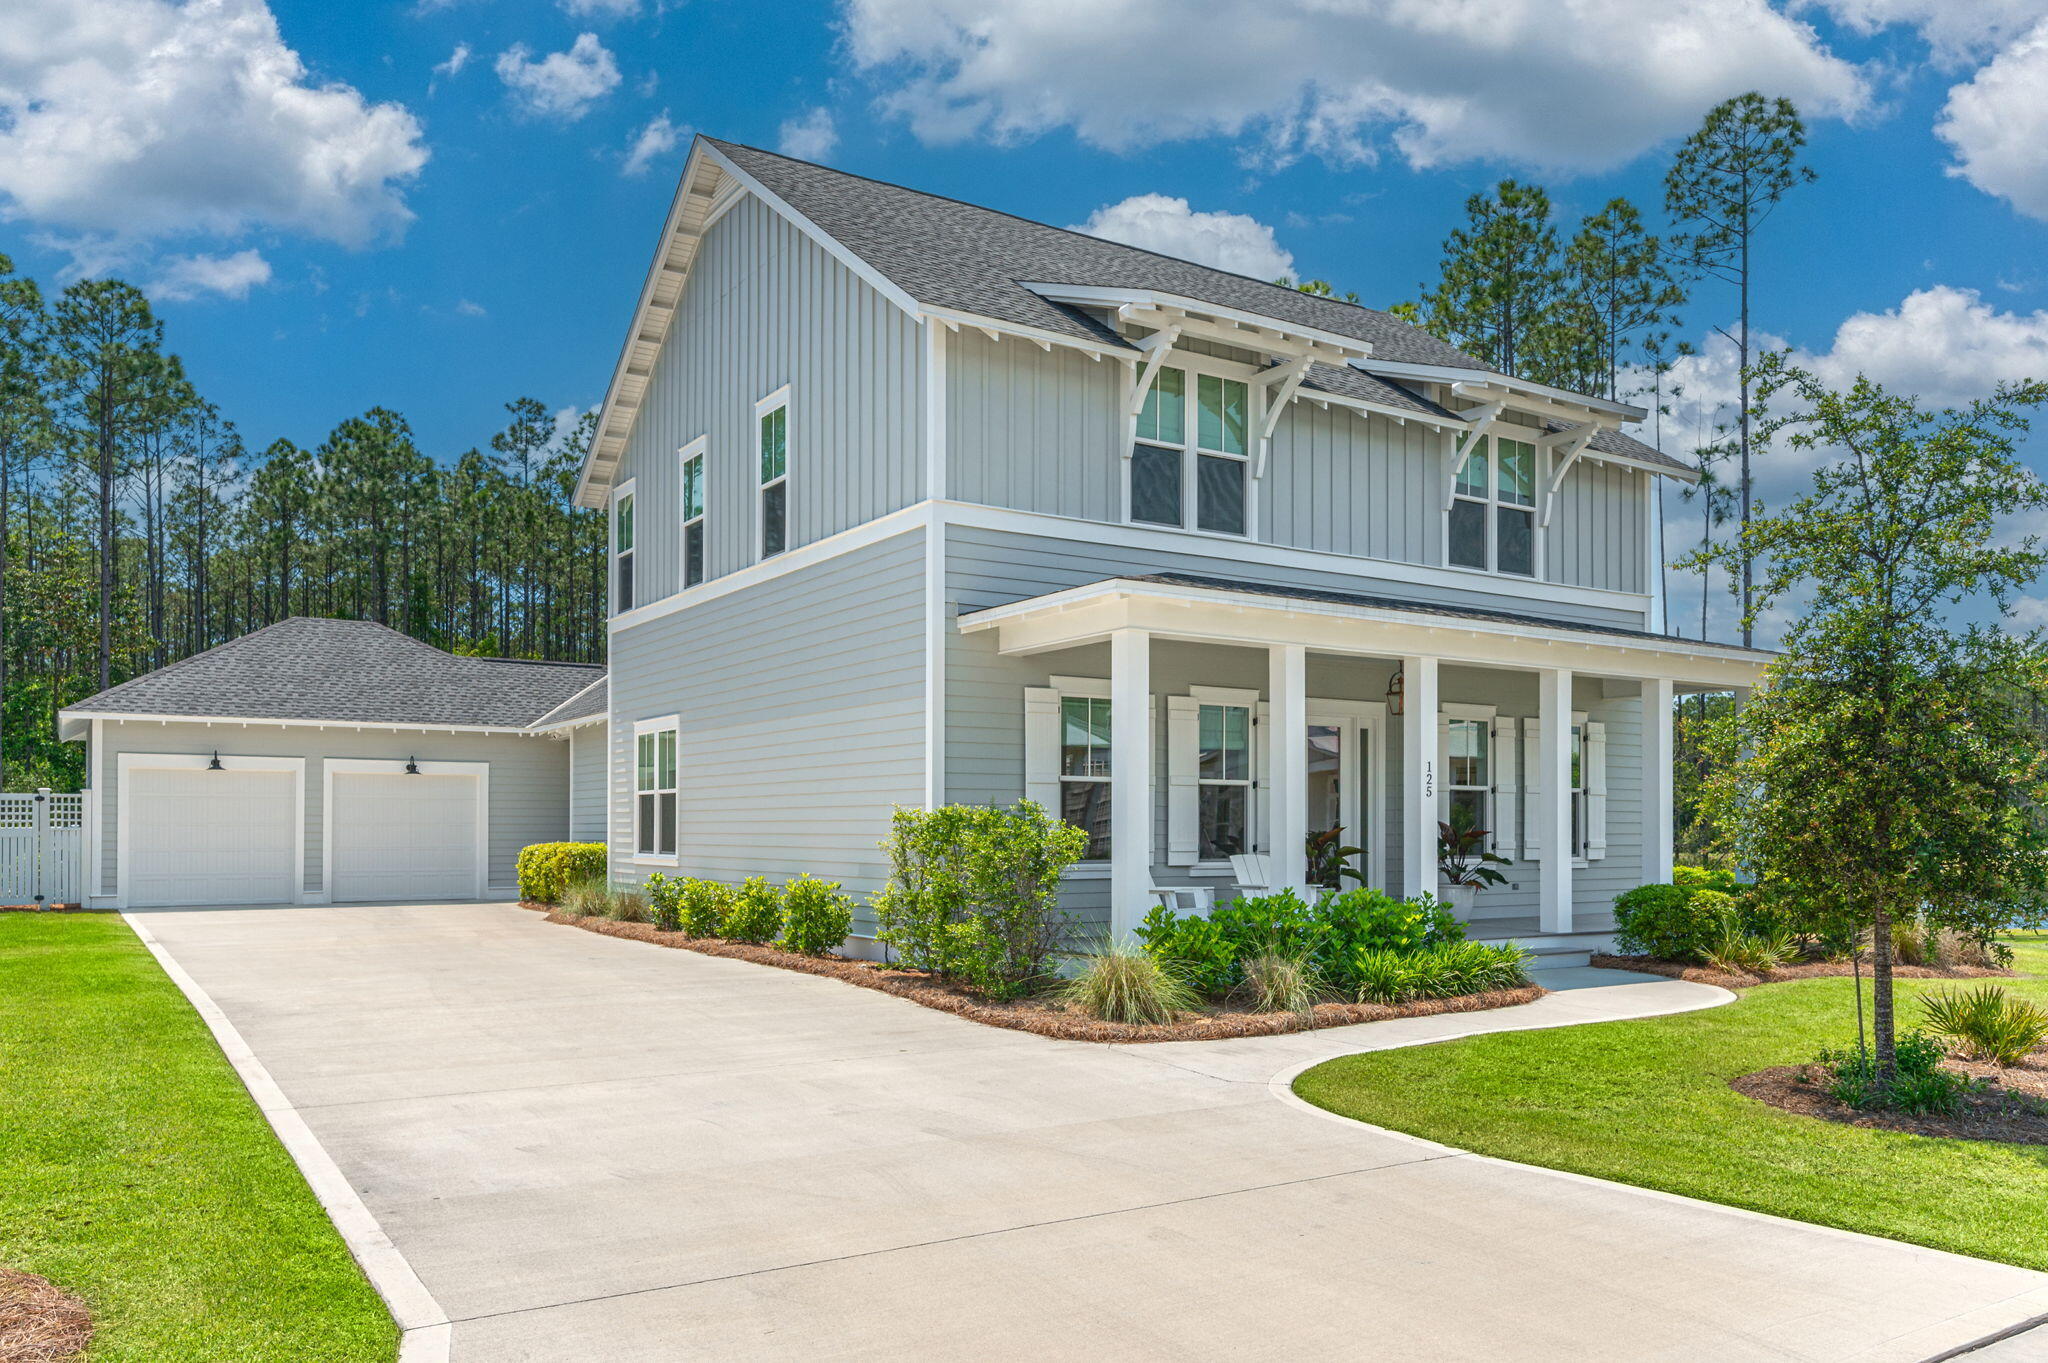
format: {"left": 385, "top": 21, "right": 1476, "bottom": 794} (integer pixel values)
{"left": 558, "top": 875, "right": 611, "bottom": 919}
{"left": 1234, "top": 952, "right": 1327, "bottom": 1015}
{"left": 1920, "top": 985, "right": 2048, "bottom": 1067}
{"left": 1060, "top": 942, "right": 1200, "bottom": 1025}
{"left": 603, "top": 888, "right": 650, "bottom": 924}
{"left": 1351, "top": 941, "right": 1531, "bottom": 1005}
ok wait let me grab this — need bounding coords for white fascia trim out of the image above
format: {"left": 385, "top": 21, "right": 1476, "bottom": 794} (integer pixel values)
{"left": 923, "top": 307, "right": 1131, "bottom": 361}
{"left": 610, "top": 501, "right": 934, "bottom": 633}
{"left": 323, "top": 758, "right": 490, "bottom": 903}
{"left": 1016, "top": 283, "right": 1374, "bottom": 361}
{"left": 526, "top": 712, "right": 605, "bottom": 736}
{"left": 936, "top": 499, "right": 1653, "bottom": 615}
{"left": 68, "top": 711, "right": 555, "bottom": 737}
{"left": 527, "top": 674, "right": 610, "bottom": 733}
{"left": 1362, "top": 358, "right": 1645, "bottom": 422}
{"left": 1300, "top": 387, "right": 1467, "bottom": 432}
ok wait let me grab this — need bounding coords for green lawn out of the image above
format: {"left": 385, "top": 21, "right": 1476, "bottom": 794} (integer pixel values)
{"left": 0, "top": 914, "right": 396, "bottom": 1361}
{"left": 1295, "top": 933, "right": 2048, "bottom": 1269}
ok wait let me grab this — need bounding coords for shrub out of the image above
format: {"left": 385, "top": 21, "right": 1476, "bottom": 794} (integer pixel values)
{"left": 604, "top": 888, "right": 650, "bottom": 923}
{"left": 1135, "top": 905, "right": 1239, "bottom": 997}
{"left": 559, "top": 874, "right": 610, "bottom": 918}
{"left": 1819, "top": 1032, "right": 1975, "bottom": 1115}
{"left": 517, "top": 842, "right": 608, "bottom": 905}
{"left": 675, "top": 878, "right": 733, "bottom": 937}
{"left": 1139, "top": 888, "right": 1466, "bottom": 998}
{"left": 778, "top": 874, "right": 854, "bottom": 955}
{"left": 722, "top": 876, "right": 783, "bottom": 944}
{"left": 1673, "top": 865, "right": 1742, "bottom": 894}
{"left": 1235, "top": 953, "right": 1326, "bottom": 1014}
{"left": 1059, "top": 943, "right": 1199, "bottom": 1024}
{"left": 1921, "top": 985, "right": 2048, "bottom": 1066}
{"left": 644, "top": 873, "right": 682, "bottom": 931}
{"left": 871, "top": 802, "right": 1087, "bottom": 998}
{"left": 1320, "top": 888, "right": 1463, "bottom": 965}
{"left": 1351, "top": 940, "right": 1531, "bottom": 1004}
{"left": 1613, "top": 879, "right": 1793, "bottom": 964}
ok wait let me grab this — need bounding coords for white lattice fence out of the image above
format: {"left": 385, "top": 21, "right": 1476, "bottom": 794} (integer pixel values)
{"left": 0, "top": 790, "right": 85, "bottom": 907}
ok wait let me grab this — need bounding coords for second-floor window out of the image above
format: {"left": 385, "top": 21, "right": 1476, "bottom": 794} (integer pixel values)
{"left": 680, "top": 442, "right": 706, "bottom": 588}
{"left": 1130, "top": 365, "right": 1249, "bottom": 537}
{"left": 613, "top": 483, "right": 636, "bottom": 612}
{"left": 1448, "top": 435, "right": 1536, "bottom": 577}
{"left": 758, "top": 389, "right": 788, "bottom": 559}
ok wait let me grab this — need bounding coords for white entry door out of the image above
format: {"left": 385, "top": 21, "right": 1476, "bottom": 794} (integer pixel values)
{"left": 329, "top": 770, "right": 482, "bottom": 903}
{"left": 126, "top": 766, "right": 298, "bottom": 907}
{"left": 1306, "top": 702, "right": 1387, "bottom": 892}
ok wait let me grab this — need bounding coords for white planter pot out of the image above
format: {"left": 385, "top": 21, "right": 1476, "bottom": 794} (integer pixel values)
{"left": 1437, "top": 881, "right": 1479, "bottom": 920}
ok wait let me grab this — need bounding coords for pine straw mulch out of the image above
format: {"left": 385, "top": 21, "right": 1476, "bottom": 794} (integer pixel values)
{"left": 0, "top": 1269, "right": 91, "bottom": 1363}
{"left": 523, "top": 905, "right": 1545, "bottom": 1044}
{"left": 1733, "top": 1051, "right": 2048, "bottom": 1145}
{"left": 1590, "top": 954, "right": 2013, "bottom": 992}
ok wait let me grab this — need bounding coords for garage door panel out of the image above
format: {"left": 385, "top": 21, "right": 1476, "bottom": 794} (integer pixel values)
{"left": 127, "top": 767, "right": 297, "bottom": 907}
{"left": 331, "top": 772, "right": 481, "bottom": 903}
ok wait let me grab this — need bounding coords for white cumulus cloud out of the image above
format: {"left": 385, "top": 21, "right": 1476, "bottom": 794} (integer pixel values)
{"left": 1073, "top": 195, "right": 1295, "bottom": 280}
{"left": 623, "top": 111, "right": 682, "bottom": 176}
{"left": 560, "top": 0, "right": 641, "bottom": 16}
{"left": 0, "top": 0, "right": 428, "bottom": 250}
{"left": 842, "top": 0, "right": 1869, "bottom": 172}
{"left": 777, "top": 107, "right": 839, "bottom": 161}
{"left": 432, "top": 42, "right": 472, "bottom": 84}
{"left": 1807, "top": 0, "right": 2048, "bottom": 66}
{"left": 149, "top": 248, "right": 273, "bottom": 301}
{"left": 1937, "top": 21, "right": 2048, "bottom": 221}
{"left": 495, "top": 33, "right": 620, "bottom": 120}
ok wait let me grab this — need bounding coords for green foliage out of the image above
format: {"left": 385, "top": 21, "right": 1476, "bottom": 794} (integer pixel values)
{"left": 603, "top": 888, "right": 649, "bottom": 924}
{"left": 1140, "top": 888, "right": 1467, "bottom": 1000}
{"left": 558, "top": 874, "right": 611, "bottom": 919}
{"left": 644, "top": 872, "right": 681, "bottom": 931}
{"left": 1920, "top": 986, "right": 2048, "bottom": 1066}
{"left": 1234, "top": 953, "right": 1327, "bottom": 1015}
{"left": 1350, "top": 941, "right": 1533, "bottom": 1005}
{"left": 1700, "top": 921, "right": 1799, "bottom": 976}
{"left": 721, "top": 875, "right": 783, "bottom": 944}
{"left": 1438, "top": 804, "right": 1511, "bottom": 889}
{"left": 1819, "top": 1032, "right": 1972, "bottom": 1116}
{"left": 871, "top": 802, "right": 1087, "bottom": 998}
{"left": 777, "top": 874, "right": 854, "bottom": 955}
{"left": 1135, "top": 904, "right": 1239, "bottom": 997}
{"left": 674, "top": 877, "right": 734, "bottom": 937}
{"left": 1306, "top": 825, "right": 1366, "bottom": 890}
{"left": 515, "top": 842, "right": 608, "bottom": 905}
{"left": 1673, "top": 865, "right": 1740, "bottom": 894}
{"left": 1059, "top": 942, "right": 1201, "bottom": 1025}
{"left": 1321, "top": 887, "right": 1464, "bottom": 960}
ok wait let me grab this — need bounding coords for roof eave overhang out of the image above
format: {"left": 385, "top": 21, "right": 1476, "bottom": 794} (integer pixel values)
{"left": 60, "top": 709, "right": 560, "bottom": 739}
{"left": 1018, "top": 283, "right": 1374, "bottom": 366}
{"left": 1360, "top": 358, "right": 1647, "bottom": 422}
{"left": 956, "top": 578, "right": 1772, "bottom": 689}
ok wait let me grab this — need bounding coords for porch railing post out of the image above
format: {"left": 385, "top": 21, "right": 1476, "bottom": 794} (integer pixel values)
{"left": 1399, "top": 655, "right": 1439, "bottom": 901}
{"left": 1108, "top": 628, "right": 1152, "bottom": 942}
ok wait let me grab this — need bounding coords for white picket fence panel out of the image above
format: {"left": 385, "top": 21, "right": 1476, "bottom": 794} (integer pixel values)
{"left": 0, "top": 790, "right": 86, "bottom": 908}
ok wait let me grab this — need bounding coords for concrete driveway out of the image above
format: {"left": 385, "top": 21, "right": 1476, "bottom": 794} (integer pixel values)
{"left": 132, "top": 902, "right": 2048, "bottom": 1362}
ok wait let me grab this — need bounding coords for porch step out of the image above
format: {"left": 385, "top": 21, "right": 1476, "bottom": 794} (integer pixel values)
{"left": 1521, "top": 948, "right": 1593, "bottom": 971}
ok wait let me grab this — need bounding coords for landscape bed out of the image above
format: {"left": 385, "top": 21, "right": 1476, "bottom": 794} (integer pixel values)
{"left": 1591, "top": 953, "right": 2012, "bottom": 990}
{"left": 528, "top": 905, "right": 1546, "bottom": 1043}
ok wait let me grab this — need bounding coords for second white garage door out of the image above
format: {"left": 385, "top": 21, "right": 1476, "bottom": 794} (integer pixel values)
{"left": 329, "top": 771, "right": 483, "bottom": 903}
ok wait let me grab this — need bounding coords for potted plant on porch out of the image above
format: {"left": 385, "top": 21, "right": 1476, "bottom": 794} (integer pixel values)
{"left": 1438, "top": 806, "right": 1511, "bottom": 919}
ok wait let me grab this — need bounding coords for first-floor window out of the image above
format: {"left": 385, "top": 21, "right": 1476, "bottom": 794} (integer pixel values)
{"left": 1060, "top": 696, "right": 1112, "bottom": 860}
{"left": 681, "top": 446, "right": 706, "bottom": 588}
{"left": 635, "top": 722, "right": 677, "bottom": 857}
{"left": 1445, "top": 715, "right": 1491, "bottom": 841}
{"left": 1570, "top": 721, "right": 1587, "bottom": 858}
{"left": 1197, "top": 701, "right": 1251, "bottom": 859}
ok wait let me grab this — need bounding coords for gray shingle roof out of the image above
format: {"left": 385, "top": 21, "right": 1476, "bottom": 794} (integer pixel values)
{"left": 530, "top": 676, "right": 607, "bottom": 728}
{"left": 708, "top": 138, "right": 1485, "bottom": 370}
{"left": 1299, "top": 363, "right": 1462, "bottom": 419}
{"left": 1542, "top": 419, "right": 1695, "bottom": 477}
{"left": 66, "top": 618, "right": 606, "bottom": 729}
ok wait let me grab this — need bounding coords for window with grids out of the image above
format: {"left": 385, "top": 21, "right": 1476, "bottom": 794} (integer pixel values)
{"left": 1570, "top": 722, "right": 1587, "bottom": 858}
{"left": 758, "top": 400, "right": 787, "bottom": 559}
{"left": 1059, "top": 696, "right": 1112, "bottom": 860}
{"left": 613, "top": 488, "right": 636, "bottom": 611}
{"left": 635, "top": 724, "right": 677, "bottom": 858}
{"left": 1197, "top": 702, "right": 1252, "bottom": 859}
{"left": 681, "top": 448, "right": 705, "bottom": 588}
{"left": 1447, "top": 435, "right": 1536, "bottom": 576}
{"left": 1129, "top": 365, "right": 1249, "bottom": 536}
{"left": 1445, "top": 716, "right": 1491, "bottom": 842}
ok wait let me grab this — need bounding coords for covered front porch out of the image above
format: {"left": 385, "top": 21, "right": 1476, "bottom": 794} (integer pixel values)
{"left": 958, "top": 573, "right": 1771, "bottom": 946}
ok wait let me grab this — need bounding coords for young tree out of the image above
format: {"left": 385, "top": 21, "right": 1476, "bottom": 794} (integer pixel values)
{"left": 1565, "top": 198, "right": 1685, "bottom": 402}
{"left": 0, "top": 254, "right": 48, "bottom": 788}
{"left": 1665, "top": 92, "right": 1815, "bottom": 647}
{"left": 1696, "top": 355, "right": 2048, "bottom": 1090}
{"left": 1416, "top": 181, "right": 1569, "bottom": 382}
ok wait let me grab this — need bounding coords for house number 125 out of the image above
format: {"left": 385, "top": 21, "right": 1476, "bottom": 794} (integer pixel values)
{"left": 1422, "top": 759, "right": 1434, "bottom": 800}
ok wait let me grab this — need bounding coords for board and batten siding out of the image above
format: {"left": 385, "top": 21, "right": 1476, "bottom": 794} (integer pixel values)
{"left": 609, "top": 192, "right": 924, "bottom": 608}
{"left": 942, "top": 331, "right": 1648, "bottom": 596}
{"left": 606, "top": 529, "right": 927, "bottom": 934}
{"left": 567, "top": 726, "right": 606, "bottom": 841}
{"left": 92, "top": 721, "right": 569, "bottom": 897}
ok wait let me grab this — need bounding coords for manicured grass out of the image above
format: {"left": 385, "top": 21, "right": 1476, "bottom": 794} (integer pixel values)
{"left": 0, "top": 914, "right": 396, "bottom": 1361}
{"left": 1295, "top": 933, "right": 2048, "bottom": 1270}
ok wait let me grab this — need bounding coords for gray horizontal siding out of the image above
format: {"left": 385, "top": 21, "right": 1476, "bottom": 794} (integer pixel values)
{"left": 607, "top": 529, "right": 927, "bottom": 933}
{"left": 93, "top": 720, "right": 569, "bottom": 898}
{"left": 568, "top": 726, "right": 606, "bottom": 841}
{"left": 611, "top": 192, "right": 924, "bottom": 609}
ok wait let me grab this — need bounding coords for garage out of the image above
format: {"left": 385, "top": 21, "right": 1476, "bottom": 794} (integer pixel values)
{"left": 124, "top": 761, "right": 300, "bottom": 907}
{"left": 328, "top": 762, "right": 485, "bottom": 903}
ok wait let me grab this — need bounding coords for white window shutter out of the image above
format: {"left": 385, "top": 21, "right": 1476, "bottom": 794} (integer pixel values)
{"left": 1167, "top": 696, "right": 1199, "bottom": 865}
{"left": 1256, "top": 701, "right": 1272, "bottom": 854}
{"left": 1585, "top": 719, "right": 1608, "bottom": 860}
{"left": 1522, "top": 720, "right": 1543, "bottom": 859}
{"left": 1023, "top": 687, "right": 1060, "bottom": 811}
{"left": 1492, "top": 716, "right": 1519, "bottom": 858}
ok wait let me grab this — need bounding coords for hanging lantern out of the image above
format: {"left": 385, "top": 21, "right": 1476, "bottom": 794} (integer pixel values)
{"left": 1386, "top": 670, "right": 1405, "bottom": 716}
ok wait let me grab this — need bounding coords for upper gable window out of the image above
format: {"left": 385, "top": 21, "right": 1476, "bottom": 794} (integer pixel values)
{"left": 680, "top": 440, "right": 706, "bottom": 588}
{"left": 1129, "top": 365, "right": 1249, "bottom": 537}
{"left": 757, "top": 389, "right": 789, "bottom": 559}
{"left": 613, "top": 482, "right": 637, "bottom": 612}
{"left": 1448, "top": 435, "right": 1536, "bottom": 577}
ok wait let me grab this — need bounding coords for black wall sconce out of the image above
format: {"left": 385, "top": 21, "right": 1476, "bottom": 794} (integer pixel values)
{"left": 404, "top": 756, "right": 420, "bottom": 775}
{"left": 207, "top": 750, "right": 223, "bottom": 771}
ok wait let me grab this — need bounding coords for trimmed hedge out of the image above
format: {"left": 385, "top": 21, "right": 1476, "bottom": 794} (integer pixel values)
{"left": 517, "top": 842, "right": 607, "bottom": 905}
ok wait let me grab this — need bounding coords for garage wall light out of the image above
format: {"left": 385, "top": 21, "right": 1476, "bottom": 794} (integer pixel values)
{"left": 207, "top": 750, "right": 223, "bottom": 771}
{"left": 405, "top": 756, "right": 420, "bottom": 775}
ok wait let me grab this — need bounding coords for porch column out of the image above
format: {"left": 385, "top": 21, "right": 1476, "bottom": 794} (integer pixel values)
{"left": 1399, "top": 654, "right": 1439, "bottom": 901}
{"left": 1109, "top": 628, "right": 1152, "bottom": 941}
{"left": 1538, "top": 666, "right": 1575, "bottom": 934}
{"left": 1642, "top": 677, "right": 1675, "bottom": 883}
{"left": 1268, "top": 643, "right": 1309, "bottom": 893}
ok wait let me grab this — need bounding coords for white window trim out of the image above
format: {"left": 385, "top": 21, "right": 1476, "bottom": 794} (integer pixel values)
{"left": 611, "top": 478, "right": 637, "bottom": 615}
{"left": 1444, "top": 433, "right": 1543, "bottom": 580}
{"left": 631, "top": 714, "right": 681, "bottom": 865}
{"left": 755, "top": 385, "right": 790, "bottom": 562}
{"left": 678, "top": 436, "right": 707, "bottom": 589}
{"left": 1124, "top": 349, "right": 1260, "bottom": 541}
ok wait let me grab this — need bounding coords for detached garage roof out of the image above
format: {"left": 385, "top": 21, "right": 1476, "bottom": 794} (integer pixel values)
{"left": 62, "top": 618, "right": 605, "bottom": 733}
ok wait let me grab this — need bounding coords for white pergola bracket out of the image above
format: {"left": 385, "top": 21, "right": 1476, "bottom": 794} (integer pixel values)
{"left": 1538, "top": 426, "right": 1599, "bottom": 529}
{"left": 1441, "top": 401, "right": 1506, "bottom": 511}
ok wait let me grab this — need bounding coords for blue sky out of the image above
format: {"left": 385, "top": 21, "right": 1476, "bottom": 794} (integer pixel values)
{"left": 7, "top": 0, "right": 2048, "bottom": 585}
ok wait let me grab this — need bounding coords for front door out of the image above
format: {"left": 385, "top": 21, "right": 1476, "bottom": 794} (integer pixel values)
{"left": 1305, "top": 702, "right": 1385, "bottom": 892}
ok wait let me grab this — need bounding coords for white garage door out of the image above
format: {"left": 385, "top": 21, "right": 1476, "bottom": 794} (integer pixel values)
{"left": 127, "top": 767, "right": 298, "bottom": 907}
{"left": 330, "top": 772, "right": 481, "bottom": 903}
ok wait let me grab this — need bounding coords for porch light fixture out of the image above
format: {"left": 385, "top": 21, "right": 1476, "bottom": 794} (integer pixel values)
{"left": 405, "top": 756, "right": 420, "bottom": 775}
{"left": 1386, "top": 672, "right": 1405, "bottom": 717}
{"left": 207, "top": 750, "right": 223, "bottom": 771}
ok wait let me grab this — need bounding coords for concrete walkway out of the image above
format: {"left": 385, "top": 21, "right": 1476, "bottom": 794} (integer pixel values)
{"left": 132, "top": 902, "right": 2048, "bottom": 1362}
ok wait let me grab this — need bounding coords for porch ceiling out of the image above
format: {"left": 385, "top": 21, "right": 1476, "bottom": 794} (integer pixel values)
{"left": 957, "top": 574, "right": 1772, "bottom": 688}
